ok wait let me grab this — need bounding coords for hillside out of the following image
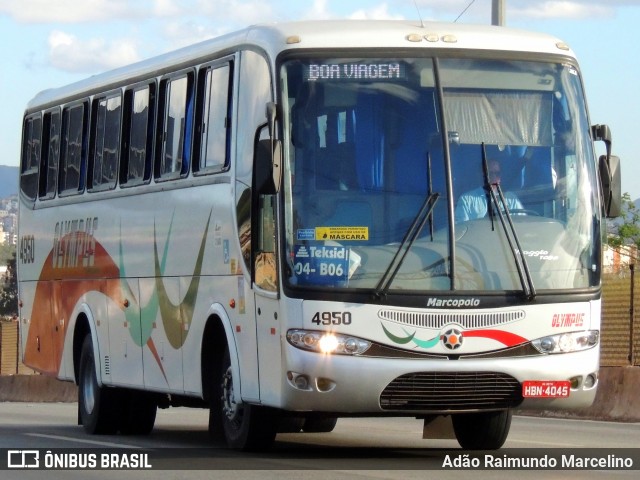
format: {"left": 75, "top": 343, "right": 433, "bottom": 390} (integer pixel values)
{"left": 0, "top": 166, "right": 18, "bottom": 198}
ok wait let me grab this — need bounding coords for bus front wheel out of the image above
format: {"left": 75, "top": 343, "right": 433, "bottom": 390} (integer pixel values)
{"left": 78, "top": 335, "right": 121, "bottom": 434}
{"left": 452, "top": 410, "right": 512, "bottom": 450}
{"left": 216, "top": 346, "right": 277, "bottom": 450}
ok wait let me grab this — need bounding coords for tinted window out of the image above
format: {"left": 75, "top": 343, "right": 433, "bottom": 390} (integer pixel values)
{"left": 157, "top": 73, "right": 194, "bottom": 180}
{"left": 59, "top": 103, "right": 87, "bottom": 195}
{"left": 121, "top": 83, "right": 155, "bottom": 186}
{"left": 90, "top": 93, "right": 121, "bottom": 191}
{"left": 20, "top": 114, "right": 42, "bottom": 201}
{"left": 195, "top": 62, "right": 232, "bottom": 173}
{"left": 40, "top": 109, "right": 61, "bottom": 199}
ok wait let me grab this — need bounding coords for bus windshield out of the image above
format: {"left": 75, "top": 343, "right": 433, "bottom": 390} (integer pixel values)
{"left": 281, "top": 56, "right": 599, "bottom": 294}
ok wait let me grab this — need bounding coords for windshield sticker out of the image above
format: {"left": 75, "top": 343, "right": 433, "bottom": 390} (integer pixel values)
{"left": 297, "top": 228, "right": 315, "bottom": 240}
{"left": 315, "top": 226, "right": 369, "bottom": 241}
{"left": 294, "top": 245, "right": 350, "bottom": 286}
{"left": 520, "top": 249, "right": 559, "bottom": 261}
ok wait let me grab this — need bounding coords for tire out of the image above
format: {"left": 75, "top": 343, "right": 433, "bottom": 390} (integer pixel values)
{"left": 78, "top": 335, "right": 121, "bottom": 434}
{"left": 215, "top": 346, "right": 277, "bottom": 450}
{"left": 119, "top": 390, "right": 157, "bottom": 435}
{"left": 452, "top": 410, "right": 512, "bottom": 450}
{"left": 302, "top": 416, "right": 338, "bottom": 433}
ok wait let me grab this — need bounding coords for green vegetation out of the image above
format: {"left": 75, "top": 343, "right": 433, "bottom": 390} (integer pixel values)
{"left": 0, "top": 243, "right": 15, "bottom": 265}
{"left": 0, "top": 251, "right": 17, "bottom": 316}
{"left": 607, "top": 192, "right": 640, "bottom": 251}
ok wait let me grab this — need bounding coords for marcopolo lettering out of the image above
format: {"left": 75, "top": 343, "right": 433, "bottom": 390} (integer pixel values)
{"left": 427, "top": 297, "right": 481, "bottom": 308}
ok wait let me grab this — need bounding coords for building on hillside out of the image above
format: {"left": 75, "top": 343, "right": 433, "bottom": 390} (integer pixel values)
{"left": 603, "top": 244, "right": 638, "bottom": 274}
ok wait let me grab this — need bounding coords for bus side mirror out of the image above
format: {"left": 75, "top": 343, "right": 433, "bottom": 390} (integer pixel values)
{"left": 592, "top": 124, "right": 612, "bottom": 158}
{"left": 592, "top": 124, "right": 621, "bottom": 218}
{"left": 599, "top": 154, "right": 621, "bottom": 218}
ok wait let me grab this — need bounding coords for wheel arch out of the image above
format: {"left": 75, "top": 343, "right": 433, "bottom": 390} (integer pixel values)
{"left": 200, "top": 304, "right": 240, "bottom": 402}
{"left": 72, "top": 305, "right": 101, "bottom": 387}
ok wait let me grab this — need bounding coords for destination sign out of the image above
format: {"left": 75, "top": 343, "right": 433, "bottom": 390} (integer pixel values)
{"left": 306, "top": 63, "right": 404, "bottom": 82}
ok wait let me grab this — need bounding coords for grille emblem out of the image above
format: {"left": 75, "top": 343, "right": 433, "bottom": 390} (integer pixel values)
{"left": 442, "top": 328, "right": 463, "bottom": 350}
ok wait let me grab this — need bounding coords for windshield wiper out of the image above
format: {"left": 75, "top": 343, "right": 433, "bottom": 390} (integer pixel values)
{"left": 374, "top": 192, "right": 440, "bottom": 299}
{"left": 481, "top": 143, "right": 536, "bottom": 300}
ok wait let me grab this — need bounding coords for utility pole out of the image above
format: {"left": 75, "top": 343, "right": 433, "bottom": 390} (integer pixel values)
{"left": 492, "top": 0, "right": 506, "bottom": 26}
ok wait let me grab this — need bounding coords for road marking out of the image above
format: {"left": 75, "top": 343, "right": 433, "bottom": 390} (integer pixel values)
{"left": 26, "top": 433, "right": 140, "bottom": 449}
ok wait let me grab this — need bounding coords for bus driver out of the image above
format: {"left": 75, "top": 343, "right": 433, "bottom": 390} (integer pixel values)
{"left": 454, "top": 159, "right": 523, "bottom": 222}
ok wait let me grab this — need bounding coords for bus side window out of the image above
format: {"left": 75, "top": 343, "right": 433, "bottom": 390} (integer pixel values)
{"left": 193, "top": 61, "right": 233, "bottom": 175}
{"left": 89, "top": 92, "right": 121, "bottom": 191}
{"left": 121, "top": 83, "right": 155, "bottom": 186}
{"left": 156, "top": 71, "right": 194, "bottom": 180}
{"left": 20, "top": 113, "right": 42, "bottom": 202}
{"left": 59, "top": 102, "right": 88, "bottom": 196}
{"left": 39, "top": 109, "right": 61, "bottom": 199}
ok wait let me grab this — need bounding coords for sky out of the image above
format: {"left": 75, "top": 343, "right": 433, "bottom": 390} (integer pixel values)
{"left": 1, "top": 0, "right": 638, "bottom": 197}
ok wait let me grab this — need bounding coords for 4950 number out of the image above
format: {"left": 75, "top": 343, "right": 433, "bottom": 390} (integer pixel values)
{"left": 311, "top": 311, "right": 352, "bottom": 326}
{"left": 19, "top": 235, "right": 35, "bottom": 264}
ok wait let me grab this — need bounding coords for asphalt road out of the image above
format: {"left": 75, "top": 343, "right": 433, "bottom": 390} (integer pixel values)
{"left": 1, "top": 402, "right": 639, "bottom": 479}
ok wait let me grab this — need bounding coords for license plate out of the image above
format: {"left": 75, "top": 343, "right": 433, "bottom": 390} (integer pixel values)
{"left": 522, "top": 380, "right": 570, "bottom": 398}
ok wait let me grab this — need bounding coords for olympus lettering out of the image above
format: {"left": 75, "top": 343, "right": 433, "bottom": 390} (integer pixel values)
{"left": 427, "top": 298, "right": 480, "bottom": 308}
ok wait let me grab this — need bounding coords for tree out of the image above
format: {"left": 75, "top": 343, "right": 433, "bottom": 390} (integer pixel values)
{"left": 0, "top": 243, "right": 15, "bottom": 265}
{"left": 606, "top": 192, "right": 640, "bottom": 250}
{"left": 0, "top": 251, "right": 18, "bottom": 316}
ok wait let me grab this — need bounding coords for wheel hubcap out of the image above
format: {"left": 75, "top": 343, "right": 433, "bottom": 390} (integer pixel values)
{"left": 221, "top": 366, "right": 238, "bottom": 421}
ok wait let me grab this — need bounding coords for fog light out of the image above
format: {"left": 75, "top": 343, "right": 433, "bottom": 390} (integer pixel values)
{"left": 584, "top": 373, "right": 597, "bottom": 389}
{"left": 287, "top": 371, "right": 312, "bottom": 391}
{"left": 316, "top": 377, "right": 336, "bottom": 392}
{"left": 295, "top": 375, "right": 309, "bottom": 390}
{"left": 569, "top": 376, "right": 581, "bottom": 389}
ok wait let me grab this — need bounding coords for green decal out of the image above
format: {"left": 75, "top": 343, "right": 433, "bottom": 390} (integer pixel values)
{"left": 381, "top": 323, "right": 415, "bottom": 344}
{"left": 381, "top": 323, "right": 440, "bottom": 350}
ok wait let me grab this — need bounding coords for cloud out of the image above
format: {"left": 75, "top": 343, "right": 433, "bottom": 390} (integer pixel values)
{"left": 412, "top": 0, "right": 626, "bottom": 22}
{"left": 348, "top": 3, "right": 405, "bottom": 20}
{"left": 0, "top": 0, "right": 145, "bottom": 23}
{"left": 48, "top": 30, "right": 140, "bottom": 73}
{"left": 195, "top": 0, "right": 275, "bottom": 26}
{"left": 161, "top": 20, "right": 221, "bottom": 50}
{"left": 509, "top": 1, "right": 613, "bottom": 20}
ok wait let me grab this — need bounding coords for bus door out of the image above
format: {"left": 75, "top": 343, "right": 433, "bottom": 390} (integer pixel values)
{"left": 253, "top": 192, "right": 281, "bottom": 405}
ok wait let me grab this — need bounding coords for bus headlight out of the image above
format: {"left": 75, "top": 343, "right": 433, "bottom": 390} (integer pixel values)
{"left": 532, "top": 330, "right": 599, "bottom": 354}
{"left": 287, "top": 330, "right": 371, "bottom": 355}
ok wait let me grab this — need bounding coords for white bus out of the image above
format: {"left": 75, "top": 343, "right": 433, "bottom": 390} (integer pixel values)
{"left": 18, "top": 20, "right": 621, "bottom": 450}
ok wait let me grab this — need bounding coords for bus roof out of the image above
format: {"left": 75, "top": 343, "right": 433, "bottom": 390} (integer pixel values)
{"left": 26, "top": 20, "right": 575, "bottom": 112}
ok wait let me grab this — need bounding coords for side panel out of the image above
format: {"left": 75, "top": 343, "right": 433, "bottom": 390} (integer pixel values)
{"left": 20, "top": 281, "right": 55, "bottom": 375}
{"left": 142, "top": 276, "right": 184, "bottom": 392}
{"left": 107, "top": 278, "right": 144, "bottom": 388}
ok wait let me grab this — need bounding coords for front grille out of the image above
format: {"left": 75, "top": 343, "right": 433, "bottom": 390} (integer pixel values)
{"left": 378, "top": 309, "right": 525, "bottom": 330}
{"left": 380, "top": 371, "right": 523, "bottom": 412}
